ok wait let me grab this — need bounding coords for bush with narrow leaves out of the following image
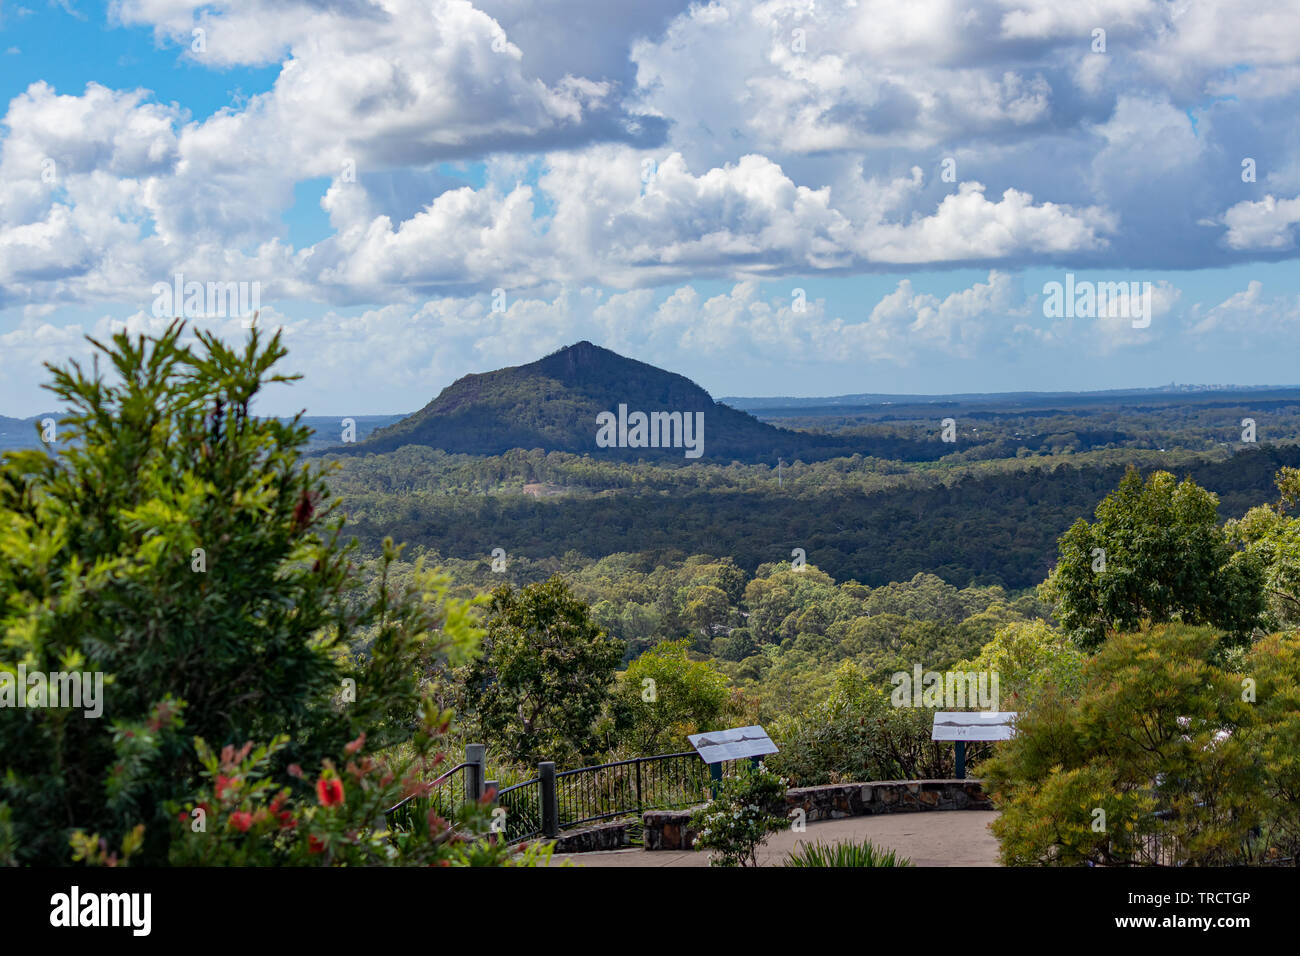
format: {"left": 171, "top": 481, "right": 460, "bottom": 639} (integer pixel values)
{"left": 0, "top": 323, "right": 528, "bottom": 866}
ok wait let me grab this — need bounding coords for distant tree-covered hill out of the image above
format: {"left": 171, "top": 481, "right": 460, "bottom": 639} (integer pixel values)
{"left": 335, "top": 443, "right": 1300, "bottom": 591}
{"left": 0, "top": 414, "right": 404, "bottom": 454}
{"left": 0, "top": 414, "right": 57, "bottom": 452}
{"left": 331, "top": 341, "right": 886, "bottom": 463}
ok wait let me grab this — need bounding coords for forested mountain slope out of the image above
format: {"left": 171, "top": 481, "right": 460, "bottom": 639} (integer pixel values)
{"left": 337, "top": 443, "right": 1300, "bottom": 589}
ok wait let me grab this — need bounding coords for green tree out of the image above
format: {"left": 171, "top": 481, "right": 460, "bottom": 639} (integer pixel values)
{"left": 1244, "top": 631, "right": 1300, "bottom": 862}
{"left": 982, "top": 625, "right": 1260, "bottom": 866}
{"left": 1227, "top": 467, "right": 1300, "bottom": 631}
{"left": 461, "top": 576, "right": 624, "bottom": 766}
{"left": 711, "top": 626, "right": 755, "bottom": 662}
{"left": 682, "top": 584, "right": 731, "bottom": 643}
{"left": 1041, "top": 467, "right": 1264, "bottom": 649}
{"left": 614, "top": 639, "right": 729, "bottom": 754}
{"left": 958, "top": 620, "right": 1085, "bottom": 710}
{"left": 743, "top": 564, "right": 838, "bottom": 643}
{"left": 766, "top": 663, "right": 955, "bottom": 786}
{"left": 0, "top": 323, "right": 493, "bottom": 865}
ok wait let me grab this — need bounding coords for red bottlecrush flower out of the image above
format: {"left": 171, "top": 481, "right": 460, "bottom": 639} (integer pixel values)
{"left": 229, "top": 811, "right": 254, "bottom": 832}
{"left": 308, "top": 835, "right": 326, "bottom": 854}
{"left": 316, "top": 777, "right": 345, "bottom": 806}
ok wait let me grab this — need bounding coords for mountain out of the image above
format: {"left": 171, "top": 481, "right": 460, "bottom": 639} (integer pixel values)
{"left": 0, "top": 414, "right": 407, "bottom": 455}
{"left": 0, "top": 415, "right": 59, "bottom": 453}
{"left": 333, "top": 341, "right": 856, "bottom": 463}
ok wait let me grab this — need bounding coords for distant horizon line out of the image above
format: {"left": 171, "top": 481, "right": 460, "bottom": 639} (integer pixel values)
{"left": 6, "top": 380, "right": 1300, "bottom": 422}
{"left": 720, "top": 382, "right": 1300, "bottom": 406}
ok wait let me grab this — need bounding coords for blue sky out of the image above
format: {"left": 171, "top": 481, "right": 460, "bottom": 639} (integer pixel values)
{"left": 3, "top": 0, "right": 1300, "bottom": 416}
{"left": 0, "top": 3, "right": 278, "bottom": 120}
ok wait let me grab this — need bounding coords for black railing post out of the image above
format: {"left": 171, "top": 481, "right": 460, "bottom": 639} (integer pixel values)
{"left": 539, "top": 762, "right": 559, "bottom": 838}
{"left": 484, "top": 779, "right": 500, "bottom": 839}
{"left": 635, "top": 758, "right": 643, "bottom": 812}
{"left": 465, "top": 744, "right": 486, "bottom": 801}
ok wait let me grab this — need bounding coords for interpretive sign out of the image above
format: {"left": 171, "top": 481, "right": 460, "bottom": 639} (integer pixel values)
{"left": 930, "top": 712, "right": 1017, "bottom": 779}
{"left": 930, "top": 711, "right": 1018, "bottom": 742}
{"left": 688, "top": 725, "right": 777, "bottom": 764}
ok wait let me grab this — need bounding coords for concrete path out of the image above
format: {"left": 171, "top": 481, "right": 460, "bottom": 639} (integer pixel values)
{"left": 549, "top": 810, "right": 1001, "bottom": 867}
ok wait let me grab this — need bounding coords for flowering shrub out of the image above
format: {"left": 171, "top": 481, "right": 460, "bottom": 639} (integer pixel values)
{"left": 689, "top": 763, "right": 790, "bottom": 867}
{"left": 163, "top": 727, "right": 552, "bottom": 867}
{"left": 0, "top": 324, "right": 539, "bottom": 867}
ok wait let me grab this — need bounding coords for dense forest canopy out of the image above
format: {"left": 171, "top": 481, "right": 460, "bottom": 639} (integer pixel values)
{"left": 304, "top": 346, "right": 1300, "bottom": 592}
{"left": 5, "top": 331, "right": 1300, "bottom": 869}
{"left": 332, "top": 442, "right": 1300, "bottom": 590}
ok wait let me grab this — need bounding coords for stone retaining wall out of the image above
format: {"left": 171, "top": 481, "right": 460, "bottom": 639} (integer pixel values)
{"left": 551, "top": 820, "right": 631, "bottom": 853}
{"left": 788, "top": 779, "right": 992, "bottom": 821}
{"left": 642, "top": 779, "right": 991, "bottom": 851}
{"left": 642, "top": 811, "right": 699, "bottom": 852}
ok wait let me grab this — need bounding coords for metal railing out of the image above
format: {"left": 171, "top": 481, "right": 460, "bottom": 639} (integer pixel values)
{"left": 1115, "top": 806, "right": 1254, "bottom": 867}
{"left": 496, "top": 777, "right": 544, "bottom": 843}
{"left": 384, "top": 744, "right": 488, "bottom": 834}
{"left": 386, "top": 744, "right": 758, "bottom": 844}
{"left": 555, "top": 751, "right": 746, "bottom": 831}
{"left": 504, "top": 752, "right": 757, "bottom": 843}
{"left": 384, "top": 761, "right": 473, "bottom": 832}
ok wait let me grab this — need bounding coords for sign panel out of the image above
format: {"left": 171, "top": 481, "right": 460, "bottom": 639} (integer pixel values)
{"left": 688, "top": 725, "right": 778, "bottom": 764}
{"left": 930, "top": 711, "right": 1018, "bottom": 742}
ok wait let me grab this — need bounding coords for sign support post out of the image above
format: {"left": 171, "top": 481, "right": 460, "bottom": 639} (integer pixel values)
{"left": 687, "top": 726, "right": 778, "bottom": 799}
{"left": 930, "top": 712, "right": 1017, "bottom": 779}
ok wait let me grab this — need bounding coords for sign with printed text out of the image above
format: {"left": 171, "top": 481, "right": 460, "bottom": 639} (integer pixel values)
{"left": 930, "top": 711, "right": 1018, "bottom": 742}
{"left": 688, "top": 725, "right": 778, "bottom": 764}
